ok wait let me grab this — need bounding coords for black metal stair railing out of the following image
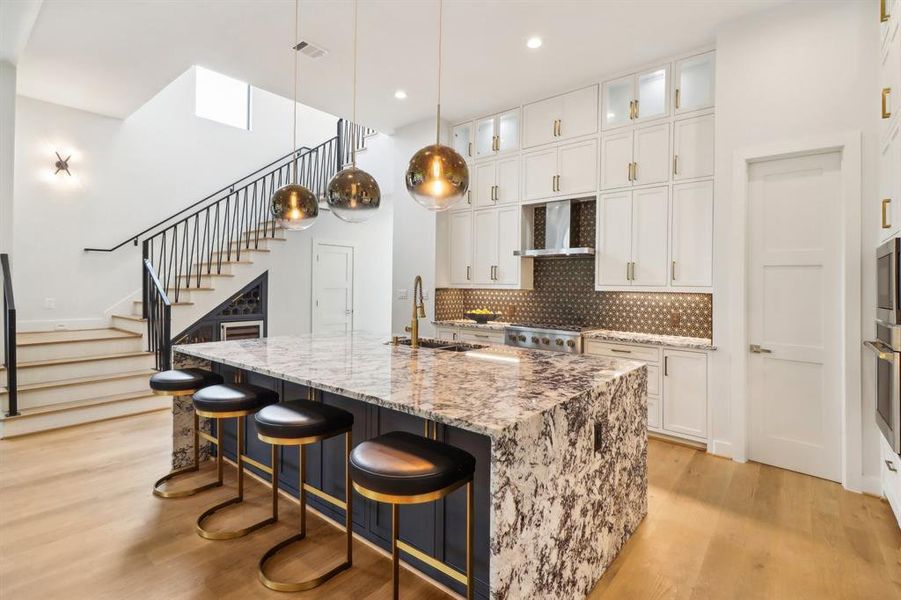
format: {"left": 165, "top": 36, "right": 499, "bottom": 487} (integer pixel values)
{"left": 1, "top": 253, "right": 17, "bottom": 416}
{"left": 143, "top": 259, "right": 171, "bottom": 371}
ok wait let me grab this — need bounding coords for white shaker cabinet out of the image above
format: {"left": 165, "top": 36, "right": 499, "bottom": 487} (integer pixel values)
{"left": 474, "top": 109, "right": 520, "bottom": 158}
{"left": 674, "top": 51, "right": 715, "bottom": 114}
{"left": 671, "top": 181, "right": 714, "bottom": 287}
{"left": 600, "top": 123, "right": 670, "bottom": 190}
{"left": 472, "top": 161, "right": 497, "bottom": 209}
{"left": 472, "top": 206, "right": 523, "bottom": 287}
{"left": 522, "top": 85, "right": 599, "bottom": 148}
{"left": 449, "top": 210, "right": 473, "bottom": 285}
{"left": 472, "top": 209, "right": 498, "bottom": 284}
{"left": 474, "top": 157, "right": 519, "bottom": 209}
{"left": 673, "top": 114, "right": 715, "bottom": 180}
{"left": 602, "top": 76, "right": 634, "bottom": 130}
{"left": 602, "top": 65, "right": 669, "bottom": 130}
{"left": 636, "top": 66, "right": 669, "bottom": 122}
{"left": 495, "top": 205, "right": 521, "bottom": 285}
{"left": 882, "top": 12, "right": 900, "bottom": 139}
{"left": 522, "top": 139, "right": 597, "bottom": 201}
{"left": 596, "top": 186, "right": 669, "bottom": 288}
{"left": 662, "top": 350, "right": 708, "bottom": 439}
{"left": 880, "top": 121, "right": 901, "bottom": 241}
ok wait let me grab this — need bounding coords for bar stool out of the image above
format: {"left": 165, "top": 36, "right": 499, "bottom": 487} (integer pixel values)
{"left": 192, "top": 382, "right": 279, "bottom": 540}
{"left": 254, "top": 398, "right": 354, "bottom": 592}
{"left": 149, "top": 368, "right": 224, "bottom": 498}
{"left": 349, "top": 431, "right": 476, "bottom": 600}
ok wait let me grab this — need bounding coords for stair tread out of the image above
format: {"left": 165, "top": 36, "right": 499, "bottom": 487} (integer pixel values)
{"left": 16, "top": 328, "right": 141, "bottom": 346}
{"left": 1, "top": 390, "right": 163, "bottom": 420}
{"left": 0, "top": 369, "right": 155, "bottom": 394}
{"left": 0, "top": 351, "right": 153, "bottom": 371}
{"left": 112, "top": 314, "right": 146, "bottom": 323}
{"left": 176, "top": 273, "right": 234, "bottom": 279}
{"left": 132, "top": 300, "right": 194, "bottom": 306}
{"left": 166, "top": 286, "right": 216, "bottom": 292}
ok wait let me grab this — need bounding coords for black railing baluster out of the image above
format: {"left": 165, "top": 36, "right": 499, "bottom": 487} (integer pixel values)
{"left": 2, "top": 254, "right": 17, "bottom": 417}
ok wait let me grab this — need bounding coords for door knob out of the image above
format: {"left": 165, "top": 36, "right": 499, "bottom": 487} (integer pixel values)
{"left": 749, "top": 344, "right": 772, "bottom": 354}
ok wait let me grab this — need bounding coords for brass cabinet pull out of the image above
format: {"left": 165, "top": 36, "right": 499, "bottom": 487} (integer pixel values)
{"left": 552, "top": 120, "right": 557, "bottom": 137}
{"left": 675, "top": 88, "right": 681, "bottom": 110}
{"left": 883, "top": 198, "right": 892, "bottom": 229}
{"left": 494, "top": 185, "right": 499, "bottom": 202}
{"left": 628, "top": 100, "right": 635, "bottom": 120}
{"left": 883, "top": 88, "right": 892, "bottom": 119}
{"left": 611, "top": 348, "right": 632, "bottom": 354}
{"left": 626, "top": 263, "right": 631, "bottom": 280}
{"left": 631, "top": 162, "right": 638, "bottom": 181}
{"left": 468, "top": 142, "right": 472, "bottom": 157}
{"left": 556, "top": 174, "right": 561, "bottom": 192}
{"left": 466, "top": 265, "right": 471, "bottom": 280}
{"left": 673, "top": 155, "right": 679, "bottom": 176}
{"left": 664, "top": 356, "right": 668, "bottom": 376}
{"left": 672, "top": 260, "right": 677, "bottom": 281}
{"left": 882, "top": 0, "right": 891, "bottom": 22}
{"left": 467, "top": 190, "right": 471, "bottom": 205}
{"left": 557, "top": 119, "right": 562, "bottom": 137}
{"left": 634, "top": 99, "right": 639, "bottom": 119}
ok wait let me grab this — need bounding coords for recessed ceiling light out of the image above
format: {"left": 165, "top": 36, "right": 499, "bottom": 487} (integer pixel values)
{"left": 394, "top": 90, "right": 407, "bottom": 100}
{"left": 527, "top": 36, "right": 543, "bottom": 49}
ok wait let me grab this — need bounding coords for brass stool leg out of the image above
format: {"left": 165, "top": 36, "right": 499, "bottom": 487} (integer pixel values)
{"left": 392, "top": 503, "right": 400, "bottom": 600}
{"left": 196, "top": 415, "right": 278, "bottom": 540}
{"left": 466, "top": 481, "right": 474, "bottom": 600}
{"left": 153, "top": 410, "right": 223, "bottom": 498}
{"left": 258, "top": 430, "right": 353, "bottom": 591}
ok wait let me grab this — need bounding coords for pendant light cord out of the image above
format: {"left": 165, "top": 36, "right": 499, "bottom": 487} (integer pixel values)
{"left": 351, "top": 0, "right": 358, "bottom": 168}
{"left": 435, "top": 0, "right": 443, "bottom": 144}
{"left": 292, "top": 0, "right": 299, "bottom": 183}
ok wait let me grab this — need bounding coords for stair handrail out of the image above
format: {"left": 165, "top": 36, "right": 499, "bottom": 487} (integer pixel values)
{"left": 83, "top": 145, "right": 312, "bottom": 253}
{"left": 1, "top": 253, "right": 17, "bottom": 416}
{"left": 143, "top": 258, "right": 172, "bottom": 371}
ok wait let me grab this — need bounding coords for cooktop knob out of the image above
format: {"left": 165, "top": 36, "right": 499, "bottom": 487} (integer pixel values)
{"left": 531, "top": 336, "right": 540, "bottom": 344}
{"left": 517, "top": 335, "right": 526, "bottom": 342}
{"left": 566, "top": 340, "right": 576, "bottom": 348}
{"left": 555, "top": 339, "right": 564, "bottom": 346}
{"left": 508, "top": 334, "right": 517, "bottom": 341}
{"left": 541, "top": 337, "right": 550, "bottom": 345}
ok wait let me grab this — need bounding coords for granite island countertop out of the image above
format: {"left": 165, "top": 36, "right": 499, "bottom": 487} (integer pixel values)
{"left": 173, "top": 331, "right": 644, "bottom": 440}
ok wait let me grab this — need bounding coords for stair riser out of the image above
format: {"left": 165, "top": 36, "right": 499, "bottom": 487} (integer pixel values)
{"left": 6, "top": 374, "right": 153, "bottom": 410}
{"left": 3, "top": 354, "right": 155, "bottom": 387}
{"left": 111, "top": 316, "right": 146, "bottom": 335}
{"left": 0, "top": 395, "right": 170, "bottom": 439}
{"left": 17, "top": 337, "right": 145, "bottom": 362}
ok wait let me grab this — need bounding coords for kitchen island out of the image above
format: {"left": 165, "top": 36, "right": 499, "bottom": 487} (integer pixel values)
{"left": 171, "top": 332, "right": 648, "bottom": 600}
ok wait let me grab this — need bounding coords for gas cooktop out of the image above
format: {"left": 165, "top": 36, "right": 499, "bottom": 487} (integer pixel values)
{"left": 507, "top": 322, "right": 595, "bottom": 333}
{"left": 504, "top": 322, "right": 592, "bottom": 353}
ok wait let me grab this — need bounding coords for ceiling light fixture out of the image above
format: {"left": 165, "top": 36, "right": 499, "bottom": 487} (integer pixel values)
{"left": 326, "top": 0, "right": 381, "bottom": 223}
{"left": 404, "top": 0, "right": 469, "bottom": 212}
{"left": 54, "top": 152, "right": 72, "bottom": 176}
{"left": 394, "top": 90, "right": 407, "bottom": 100}
{"left": 527, "top": 36, "right": 543, "bottom": 49}
{"left": 270, "top": 0, "right": 319, "bottom": 231}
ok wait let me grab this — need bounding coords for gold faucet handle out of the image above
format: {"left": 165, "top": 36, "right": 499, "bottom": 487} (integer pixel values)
{"left": 404, "top": 326, "right": 412, "bottom": 333}
{"left": 417, "top": 306, "right": 426, "bottom": 318}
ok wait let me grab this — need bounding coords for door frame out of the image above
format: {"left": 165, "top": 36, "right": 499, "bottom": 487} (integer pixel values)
{"left": 310, "top": 238, "right": 356, "bottom": 334}
{"left": 729, "top": 131, "right": 862, "bottom": 491}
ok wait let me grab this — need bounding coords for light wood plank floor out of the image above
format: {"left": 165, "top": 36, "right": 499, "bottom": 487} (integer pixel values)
{"left": 1, "top": 411, "right": 898, "bottom": 599}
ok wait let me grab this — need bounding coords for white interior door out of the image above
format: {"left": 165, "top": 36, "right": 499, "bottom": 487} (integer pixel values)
{"left": 747, "top": 150, "right": 842, "bottom": 482}
{"left": 312, "top": 242, "right": 354, "bottom": 334}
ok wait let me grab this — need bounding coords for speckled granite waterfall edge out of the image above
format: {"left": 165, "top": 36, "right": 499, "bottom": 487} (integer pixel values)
{"left": 171, "top": 352, "right": 213, "bottom": 469}
{"left": 491, "top": 366, "right": 648, "bottom": 599}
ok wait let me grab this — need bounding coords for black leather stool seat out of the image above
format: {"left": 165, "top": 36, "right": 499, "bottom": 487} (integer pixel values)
{"left": 150, "top": 368, "right": 223, "bottom": 392}
{"left": 350, "top": 431, "right": 475, "bottom": 497}
{"left": 193, "top": 383, "right": 278, "bottom": 414}
{"left": 255, "top": 399, "right": 353, "bottom": 440}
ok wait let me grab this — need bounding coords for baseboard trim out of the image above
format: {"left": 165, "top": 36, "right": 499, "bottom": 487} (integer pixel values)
{"left": 648, "top": 431, "right": 706, "bottom": 451}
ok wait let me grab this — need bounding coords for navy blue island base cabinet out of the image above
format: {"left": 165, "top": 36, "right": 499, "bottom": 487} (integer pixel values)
{"left": 211, "top": 364, "right": 492, "bottom": 599}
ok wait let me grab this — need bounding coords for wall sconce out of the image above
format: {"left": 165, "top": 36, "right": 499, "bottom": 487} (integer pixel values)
{"left": 54, "top": 152, "right": 72, "bottom": 176}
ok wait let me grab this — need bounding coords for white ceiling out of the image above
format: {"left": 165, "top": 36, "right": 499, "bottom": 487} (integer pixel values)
{"left": 16, "top": 0, "right": 788, "bottom": 133}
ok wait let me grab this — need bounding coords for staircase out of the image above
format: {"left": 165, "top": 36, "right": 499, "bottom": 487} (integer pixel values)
{"left": 0, "top": 119, "right": 377, "bottom": 438}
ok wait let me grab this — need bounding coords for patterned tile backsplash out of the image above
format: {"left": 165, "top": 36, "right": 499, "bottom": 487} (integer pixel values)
{"left": 435, "top": 258, "right": 713, "bottom": 338}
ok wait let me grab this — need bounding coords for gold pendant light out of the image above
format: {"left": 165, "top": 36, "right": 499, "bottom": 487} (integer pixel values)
{"left": 405, "top": 0, "right": 469, "bottom": 211}
{"left": 271, "top": 0, "right": 319, "bottom": 231}
{"left": 327, "top": 0, "right": 381, "bottom": 223}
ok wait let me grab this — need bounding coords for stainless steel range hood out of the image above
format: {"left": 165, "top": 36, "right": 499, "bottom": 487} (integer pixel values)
{"left": 514, "top": 199, "right": 595, "bottom": 258}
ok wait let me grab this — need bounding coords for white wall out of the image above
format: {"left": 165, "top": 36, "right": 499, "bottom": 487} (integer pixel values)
{"left": 12, "top": 66, "right": 352, "bottom": 330}
{"left": 390, "top": 117, "right": 446, "bottom": 336}
{"left": 1, "top": 61, "right": 15, "bottom": 256}
{"left": 712, "top": 1, "right": 880, "bottom": 485}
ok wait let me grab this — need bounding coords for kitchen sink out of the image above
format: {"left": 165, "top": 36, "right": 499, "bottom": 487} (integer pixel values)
{"left": 387, "top": 337, "right": 487, "bottom": 352}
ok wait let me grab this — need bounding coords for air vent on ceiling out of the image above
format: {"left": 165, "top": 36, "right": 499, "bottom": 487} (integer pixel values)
{"left": 294, "top": 41, "right": 328, "bottom": 59}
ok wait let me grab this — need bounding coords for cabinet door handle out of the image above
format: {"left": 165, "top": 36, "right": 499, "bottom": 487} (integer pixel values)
{"left": 611, "top": 348, "right": 632, "bottom": 354}
{"left": 634, "top": 99, "right": 639, "bottom": 119}
{"left": 883, "top": 88, "right": 892, "bottom": 119}
{"left": 626, "top": 263, "right": 631, "bottom": 281}
{"left": 557, "top": 119, "right": 562, "bottom": 137}
{"left": 672, "top": 260, "right": 677, "bottom": 281}
{"left": 883, "top": 198, "right": 892, "bottom": 229}
{"left": 673, "top": 155, "right": 679, "bottom": 176}
{"left": 627, "top": 162, "right": 633, "bottom": 182}
{"left": 466, "top": 265, "right": 471, "bottom": 280}
{"left": 887, "top": 459, "right": 898, "bottom": 472}
{"left": 674, "top": 88, "right": 681, "bottom": 110}
{"left": 882, "top": 0, "right": 891, "bottom": 22}
{"left": 664, "top": 356, "right": 668, "bottom": 376}
{"left": 467, "top": 190, "right": 471, "bottom": 205}
{"left": 468, "top": 142, "right": 472, "bottom": 157}
{"left": 628, "top": 100, "right": 635, "bottom": 120}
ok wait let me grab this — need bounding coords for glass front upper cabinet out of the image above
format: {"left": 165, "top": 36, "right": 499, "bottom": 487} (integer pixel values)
{"left": 474, "top": 116, "right": 496, "bottom": 158}
{"left": 603, "top": 76, "right": 634, "bottom": 129}
{"left": 452, "top": 122, "right": 473, "bottom": 160}
{"left": 637, "top": 66, "right": 668, "bottom": 121}
{"left": 675, "top": 51, "right": 715, "bottom": 114}
{"left": 496, "top": 109, "right": 520, "bottom": 154}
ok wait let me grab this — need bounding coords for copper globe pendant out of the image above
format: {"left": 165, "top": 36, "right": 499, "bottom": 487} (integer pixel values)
{"left": 271, "top": 182, "right": 319, "bottom": 230}
{"left": 405, "top": 0, "right": 469, "bottom": 212}
{"left": 270, "top": 0, "right": 318, "bottom": 231}
{"left": 327, "top": 0, "right": 381, "bottom": 223}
